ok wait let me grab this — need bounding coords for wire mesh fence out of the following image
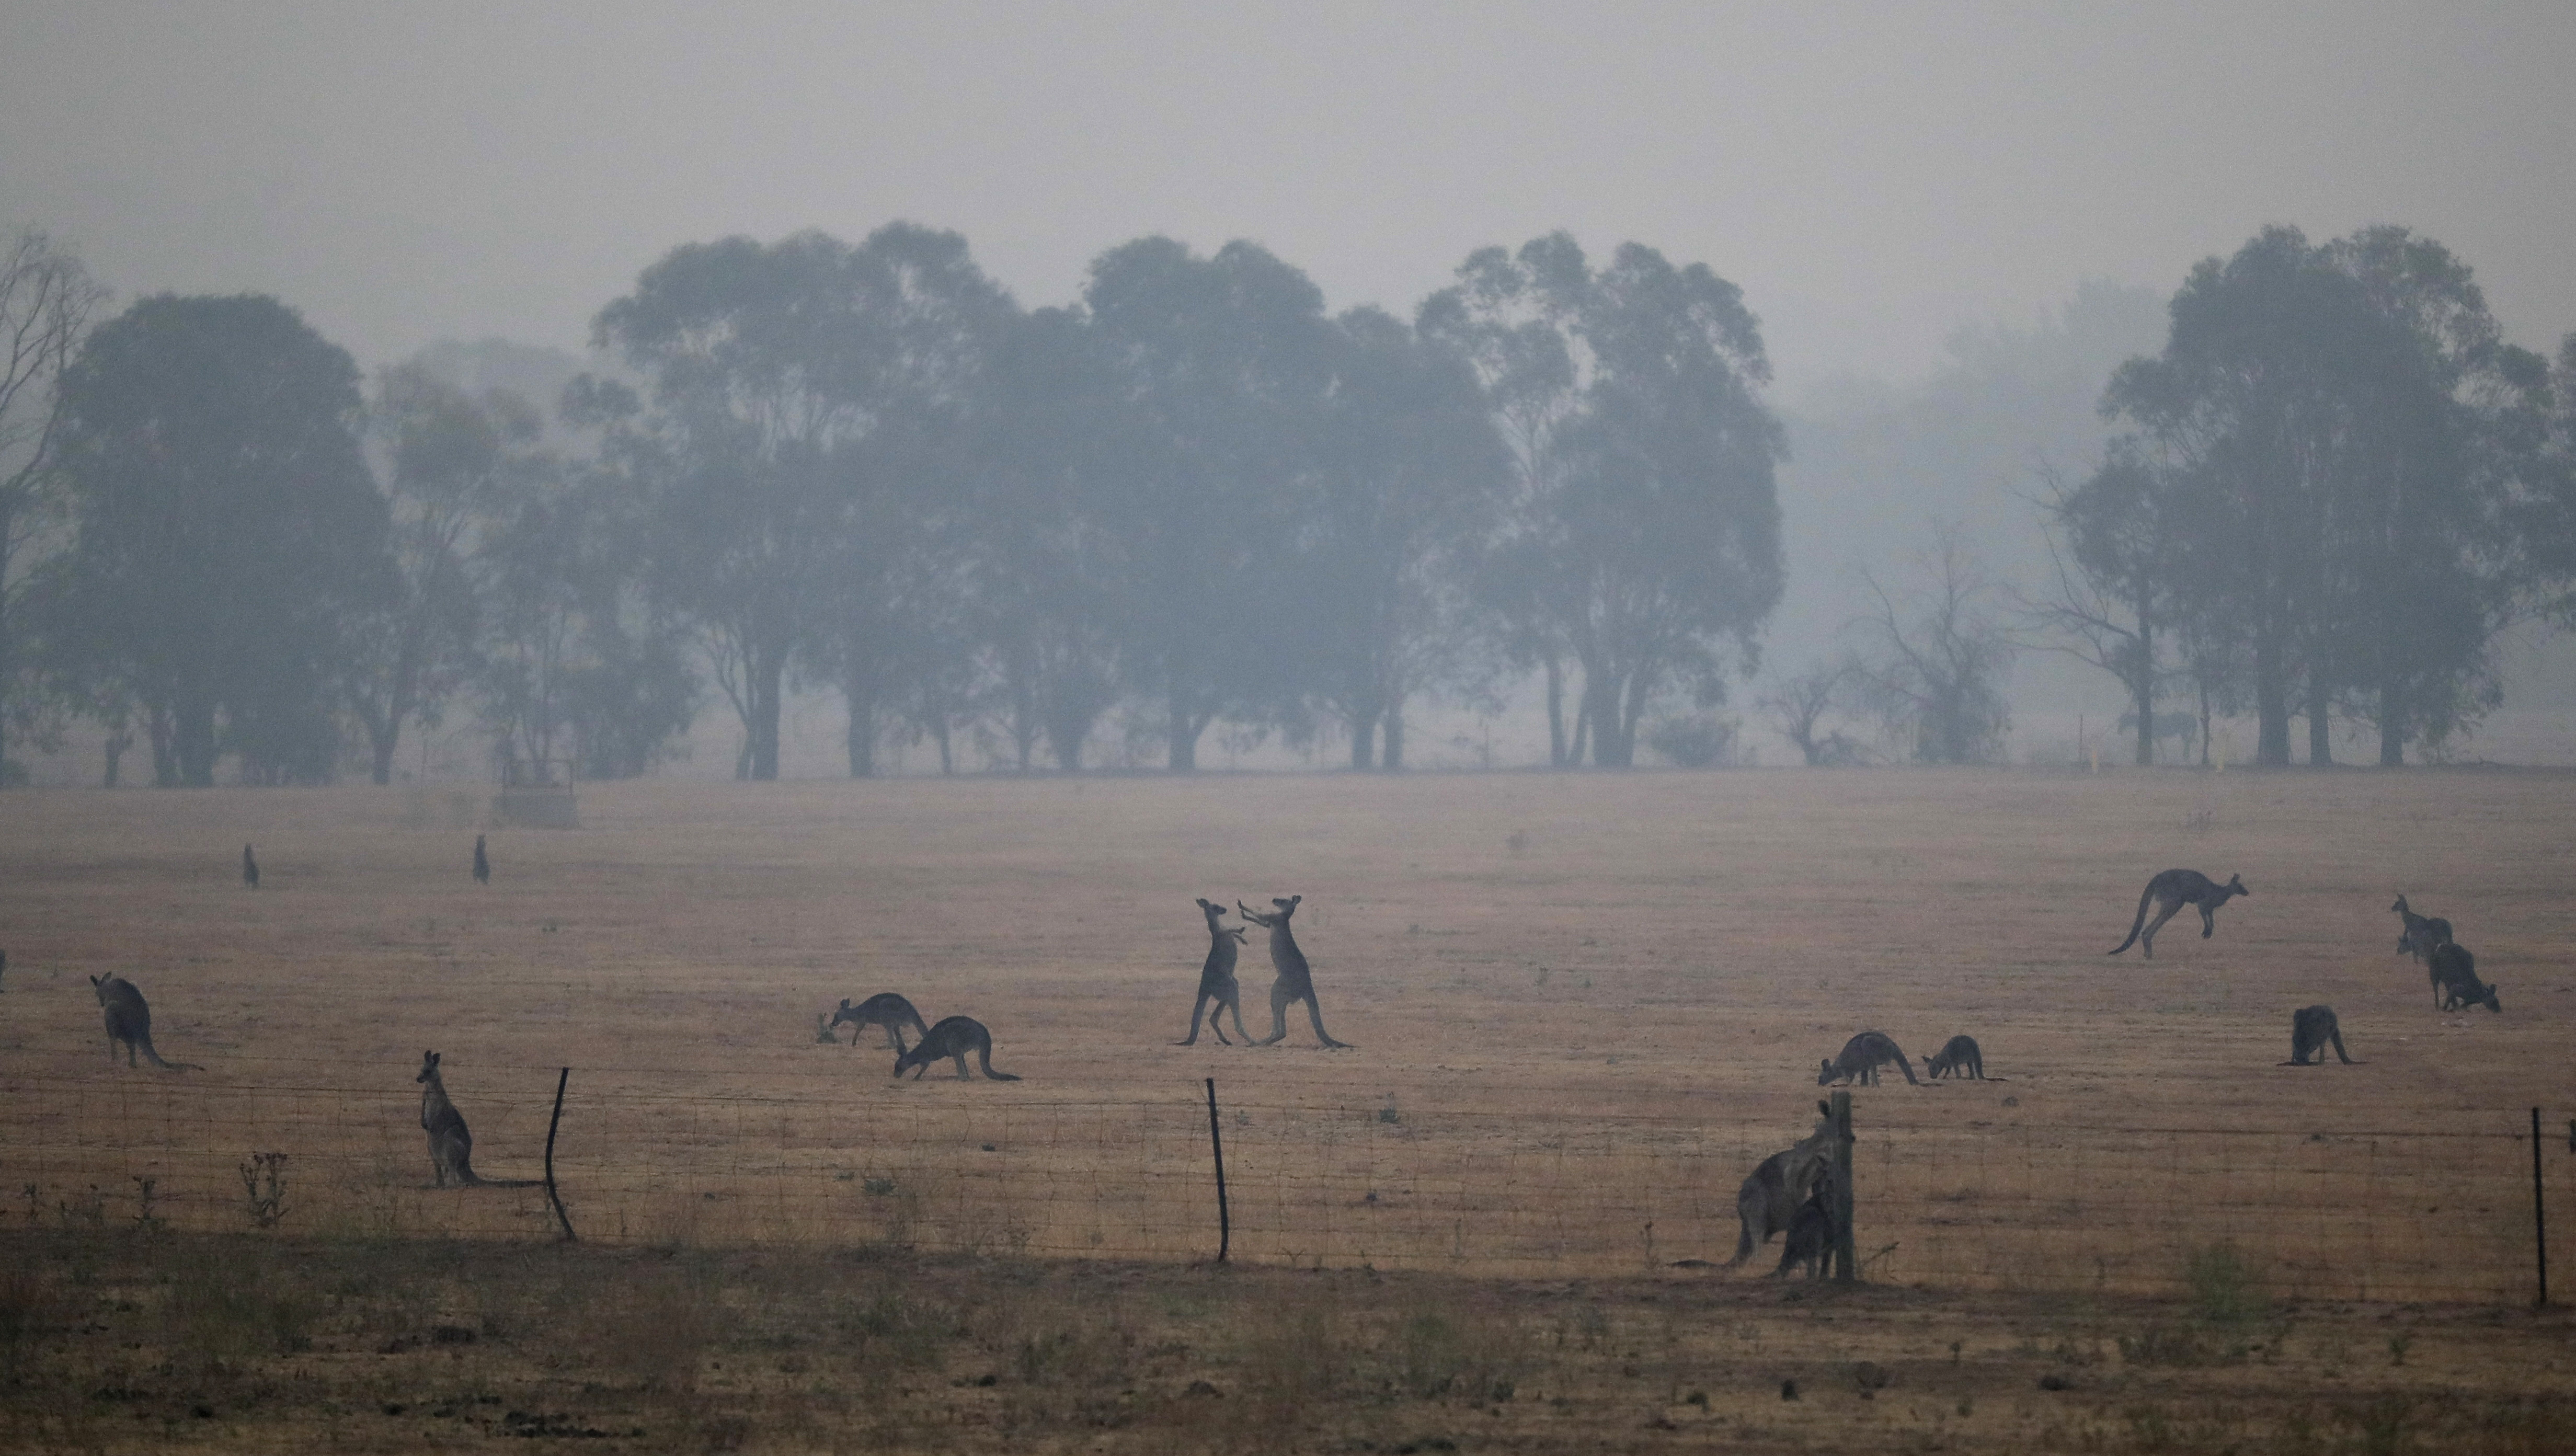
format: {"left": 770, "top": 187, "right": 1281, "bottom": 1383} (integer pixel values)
{"left": 5, "top": 1059, "right": 2563, "bottom": 1305}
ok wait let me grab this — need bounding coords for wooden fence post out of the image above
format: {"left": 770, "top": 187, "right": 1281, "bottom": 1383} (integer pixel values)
{"left": 1205, "top": 1078, "right": 1230, "bottom": 1264}
{"left": 2534, "top": 1106, "right": 2548, "bottom": 1307}
{"left": 544, "top": 1068, "right": 576, "bottom": 1243}
{"left": 1829, "top": 1090, "right": 1856, "bottom": 1284}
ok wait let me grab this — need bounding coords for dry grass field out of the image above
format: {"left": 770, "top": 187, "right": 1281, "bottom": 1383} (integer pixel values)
{"left": 4, "top": 764, "right": 2574, "bottom": 1452}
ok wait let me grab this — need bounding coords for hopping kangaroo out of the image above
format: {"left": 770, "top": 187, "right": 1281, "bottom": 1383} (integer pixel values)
{"left": 893, "top": 1016, "right": 1021, "bottom": 1081}
{"left": 2429, "top": 943, "right": 2501, "bottom": 1013}
{"left": 415, "top": 1051, "right": 540, "bottom": 1187}
{"left": 1819, "top": 1031, "right": 1919, "bottom": 1086}
{"left": 1726, "top": 1104, "right": 1837, "bottom": 1269}
{"left": 832, "top": 992, "right": 933, "bottom": 1052}
{"left": 1925, "top": 1034, "right": 1985, "bottom": 1080}
{"left": 2283, "top": 1005, "right": 2358, "bottom": 1065}
{"left": 1175, "top": 898, "right": 1251, "bottom": 1046}
{"left": 2391, "top": 895, "right": 2454, "bottom": 971}
{"left": 1239, "top": 896, "right": 1353, "bottom": 1049}
{"left": 88, "top": 974, "right": 200, "bottom": 1070}
{"left": 2108, "top": 869, "right": 2247, "bottom": 958}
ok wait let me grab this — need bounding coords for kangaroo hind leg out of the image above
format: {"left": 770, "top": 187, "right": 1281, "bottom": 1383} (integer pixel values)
{"left": 2138, "top": 899, "right": 2184, "bottom": 958}
{"left": 1176, "top": 994, "right": 1211, "bottom": 1046}
{"left": 1256, "top": 984, "right": 1291, "bottom": 1046}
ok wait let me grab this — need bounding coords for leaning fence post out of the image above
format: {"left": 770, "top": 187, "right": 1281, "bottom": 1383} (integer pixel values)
{"left": 1205, "top": 1077, "right": 1230, "bottom": 1264}
{"left": 544, "top": 1068, "right": 576, "bottom": 1243}
{"left": 1829, "top": 1090, "right": 1856, "bottom": 1284}
{"left": 2534, "top": 1106, "right": 2548, "bottom": 1307}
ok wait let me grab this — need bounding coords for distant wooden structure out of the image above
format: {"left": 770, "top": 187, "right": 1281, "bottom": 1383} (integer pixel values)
{"left": 492, "top": 756, "right": 578, "bottom": 829}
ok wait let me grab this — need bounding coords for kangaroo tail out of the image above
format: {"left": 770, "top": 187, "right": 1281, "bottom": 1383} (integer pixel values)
{"left": 2108, "top": 883, "right": 2155, "bottom": 954}
{"left": 477, "top": 1177, "right": 545, "bottom": 1188}
{"left": 137, "top": 1038, "right": 199, "bottom": 1072}
{"left": 1725, "top": 1221, "right": 1756, "bottom": 1268}
{"left": 977, "top": 1049, "right": 1021, "bottom": 1081}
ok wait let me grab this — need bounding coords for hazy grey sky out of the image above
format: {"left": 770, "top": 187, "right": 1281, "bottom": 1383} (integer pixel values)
{"left": 5, "top": 2, "right": 2572, "bottom": 396}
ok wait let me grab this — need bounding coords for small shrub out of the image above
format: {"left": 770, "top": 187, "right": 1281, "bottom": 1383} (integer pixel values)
{"left": 1645, "top": 713, "right": 1740, "bottom": 769}
{"left": 2184, "top": 1243, "right": 2268, "bottom": 1326}
{"left": 238, "top": 1152, "right": 288, "bottom": 1229}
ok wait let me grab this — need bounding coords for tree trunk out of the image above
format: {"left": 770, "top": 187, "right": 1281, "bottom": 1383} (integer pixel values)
{"left": 1544, "top": 655, "right": 1567, "bottom": 767}
{"left": 1381, "top": 701, "right": 1404, "bottom": 770}
{"left": 843, "top": 667, "right": 878, "bottom": 778}
{"left": 103, "top": 732, "right": 130, "bottom": 788}
{"left": 2253, "top": 630, "right": 2291, "bottom": 766}
{"left": 2377, "top": 678, "right": 2406, "bottom": 767}
{"left": 1167, "top": 687, "right": 1198, "bottom": 772}
{"left": 932, "top": 718, "right": 953, "bottom": 776}
{"left": 2132, "top": 615, "right": 2156, "bottom": 767}
{"left": 2306, "top": 677, "right": 2331, "bottom": 767}
{"left": 368, "top": 714, "right": 401, "bottom": 786}
{"left": 174, "top": 696, "right": 219, "bottom": 787}
{"left": 749, "top": 647, "right": 782, "bottom": 782}
{"left": 148, "top": 704, "right": 177, "bottom": 787}
{"left": 1348, "top": 713, "right": 1376, "bottom": 769}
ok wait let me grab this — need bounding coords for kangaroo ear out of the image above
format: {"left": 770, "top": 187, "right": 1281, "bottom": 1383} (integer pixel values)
{"left": 1817, "top": 1099, "right": 1831, "bottom": 1118}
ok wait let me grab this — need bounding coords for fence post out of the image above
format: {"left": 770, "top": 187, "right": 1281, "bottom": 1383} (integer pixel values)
{"left": 544, "top": 1068, "right": 576, "bottom": 1243}
{"left": 1829, "top": 1090, "right": 1856, "bottom": 1284}
{"left": 1205, "top": 1077, "right": 1230, "bottom": 1264}
{"left": 2534, "top": 1106, "right": 2548, "bottom": 1308}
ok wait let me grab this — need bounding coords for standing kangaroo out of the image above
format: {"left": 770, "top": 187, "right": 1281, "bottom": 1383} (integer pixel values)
{"left": 1925, "top": 1034, "right": 1985, "bottom": 1080}
{"left": 415, "top": 1051, "right": 540, "bottom": 1186}
{"left": 1239, "top": 896, "right": 1353, "bottom": 1049}
{"left": 2282, "top": 1006, "right": 2357, "bottom": 1065}
{"left": 1775, "top": 1165, "right": 1839, "bottom": 1280}
{"left": 1726, "top": 1105, "right": 1838, "bottom": 1268}
{"left": 893, "top": 1016, "right": 1021, "bottom": 1081}
{"left": 832, "top": 993, "right": 933, "bottom": 1052}
{"left": 2429, "top": 943, "right": 2501, "bottom": 1014}
{"left": 89, "top": 974, "right": 200, "bottom": 1070}
{"left": 1818, "top": 1031, "right": 1918, "bottom": 1086}
{"left": 242, "top": 844, "right": 260, "bottom": 888}
{"left": 472, "top": 834, "right": 490, "bottom": 885}
{"left": 2108, "top": 869, "right": 2247, "bottom": 957}
{"left": 2391, "top": 895, "right": 2454, "bottom": 971}
{"left": 1176, "top": 898, "right": 1251, "bottom": 1046}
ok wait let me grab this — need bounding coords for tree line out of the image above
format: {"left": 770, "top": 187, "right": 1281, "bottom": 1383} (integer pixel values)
{"left": 0, "top": 220, "right": 2570, "bottom": 786}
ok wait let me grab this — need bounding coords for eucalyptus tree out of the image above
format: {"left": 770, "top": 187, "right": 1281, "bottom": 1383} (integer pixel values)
{"left": 1299, "top": 306, "right": 1511, "bottom": 767}
{"left": 0, "top": 231, "right": 106, "bottom": 777}
{"left": 48, "top": 294, "right": 385, "bottom": 785}
{"left": 1422, "top": 234, "right": 1785, "bottom": 766}
{"left": 1082, "top": 237, "right": 1337, "bottom": 771}
{"left": 2106, "top": 225, "right": 2536, "bottom": 765}
{"left": 347, "top": 365, "right": 543, "bottom": 783}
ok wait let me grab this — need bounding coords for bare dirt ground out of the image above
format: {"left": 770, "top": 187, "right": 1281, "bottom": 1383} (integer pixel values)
{"left": 3, "top": 765, "right": 2573, "bottom": 1451}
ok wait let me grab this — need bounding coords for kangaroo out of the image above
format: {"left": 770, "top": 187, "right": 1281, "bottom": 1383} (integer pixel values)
{"left": 2282, "top": 1005, "right": 2357, "bottom": 1065}
{"left": 2429, "top": 942, "right": 2501, "bottom": 1014}
{"left": 2108, "top": 869, "right": 2247, "bottom": 957}
{"left": 242, "top": 843, "right": 259, "bottom": 888}
{"left": 1176, "top": 898, "right": 1251, "bottom": 1046}
{"left": 415, "top": 1051, "right": 540, "bottom": 1187}
{"left": 472, "top": 834, "right": 490, "bottom": 885}
{"left": 88, "top": 974, "right": 201, "bottom": 1070}
{"left": 832, "top": 992, "right": 933, "bottom": 1052}
{"left": 1818, "top": 1031, "right": 1918, "bottom": 1086}
{"left": 1776, "top": 1166, "right": 1839, "bottom": 1280}
{"left": 1726, "top": 1104, "right": 1837, "bottom": 1268}
{"left": 893, "top": 1016, "right": 1021, "bottom": 1081}
{"left": 1925, "top": 1034, "right": 1985, "bottom": 1080}
{"left": 2390, "top": 895, "right": 2453, "bottom": 966}
{"left": 1239, "top": 896, "right": 1353, "bottom": 1049}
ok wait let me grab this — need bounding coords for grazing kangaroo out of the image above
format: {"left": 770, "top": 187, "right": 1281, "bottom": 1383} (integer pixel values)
{"left": 893, "top": 1016, "right": 1021, "bottom": 1081}
{"left": 415, "top": 1051, "right": 540, "bottom": 1187}
{"left": 242, "top": 843, "right": 259, "bottom": 888}
{"left": 1925, "top": 1034, "right": 1985, "bottom": 1080}
{"left": 2108, "top": 869, "right": 2247, "bottom": 957}
{"left": 1239, "top": 896, "right": 1353, "bottom": 1049}
{"left": 1818, "top": 1031, "right": 1919, "bottom": 1086}
{"left": 1176, "top": 898, "right": 1251, "bottom": 1046}
{"left": 1776, "top": 1166, "right": 1839, "bottom": 1280}
{"left": 1727, "top": 1105, "right": 1837, "bottom": 1269}
{"left": 2429, "top": 943, "right": 2501, "bottom": 1013}
{"left": 472, "top": 834, "right": 490, "bottom": 885}
{"left": 2283, "top": 1005, "right": 2357, "bottom": 1065}
{"left": 832, "top": 992, "right": 932, "bottom": 1052}
{"left": 2391, "top": 895, "right": 2454, "bottom": 970}
{"left": 88, "top": 974, "right": 201, "bottom": 1070}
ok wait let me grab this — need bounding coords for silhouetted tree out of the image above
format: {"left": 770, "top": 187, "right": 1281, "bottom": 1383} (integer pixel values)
{"left": 49, "top": 294, "right": 385, "bottom": 785}
{"left": 1853, "top": 529, "right": 2016, "bottom": 764}
{"left": 2024, "top": 450, "right": 2176, "bottom": 764}
{"left": 1423, "top": 234, "right": 1784, "bottom": 766}
{"left": 0, "top": 231, "right": 106, "bottom": 780}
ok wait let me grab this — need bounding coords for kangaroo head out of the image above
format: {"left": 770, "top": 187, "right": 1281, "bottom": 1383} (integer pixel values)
{"left": 2390, "top": 895, "right": 2409, "bottom": 914}
{"left": 2479, "top": 983, "right": 2502, "bottom": 1012}
{"left": 1816, "top": 1059, "right": 1838, "bottom": 1086}
{"left": 89, "top": 973, "right": 106, "bottom": 1002}
{"left": 416, "top": 1050, "right": 441, "bottom": 1084}
{"left": 1196, "top": 898, "right": 1228, "bottom": 928}
{"left": 2227, "top": 874, "right": 2248, "bottom": 897}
